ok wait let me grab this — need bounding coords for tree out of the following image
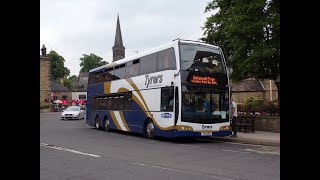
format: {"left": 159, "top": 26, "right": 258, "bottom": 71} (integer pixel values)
{"left": 48, "top": 51, "right": 70, "bottom": 81}
{"left": 202, "top": 0, "right": 279, "bottom": 84}
{"left": 79, "top": 53, "right": 107, "bottom": 73}
{"left": 63, "top": 75, "right": 79, "bottom": 90}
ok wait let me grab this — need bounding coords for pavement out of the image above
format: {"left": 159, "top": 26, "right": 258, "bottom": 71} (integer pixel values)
{"left": 210, "top": 131, "right": 280, "bottom": 147}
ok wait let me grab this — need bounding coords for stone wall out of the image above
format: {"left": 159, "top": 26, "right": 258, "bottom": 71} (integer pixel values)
{"left": 232, "top": 92, "right": 264, "bottom": 104}
{"left": 40, "top": 56, "right": 51, "bottom": 105}
{"left": 52, "top": 92, "right": 72, "bottom": 102}
{"left": 254, "top": 116, "right": 280, "bottom": 133}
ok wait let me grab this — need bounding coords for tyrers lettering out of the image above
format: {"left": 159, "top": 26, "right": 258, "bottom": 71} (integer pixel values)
{"left": 145, "top": 74, "right": 163, "bottom": 88}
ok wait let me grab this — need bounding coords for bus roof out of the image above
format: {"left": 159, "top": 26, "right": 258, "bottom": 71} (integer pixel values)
{"left": 89, "top": 39, "right": 221, "bottom": 73}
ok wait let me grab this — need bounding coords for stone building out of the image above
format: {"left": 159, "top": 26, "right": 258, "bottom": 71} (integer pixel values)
{"left": 40, "top": 44, "right": 51, "bottom": 105}
{"left": 50, "top": 81, "right": 72, "bottom": 103}
{"left": 112, "top": 14, "right": 125, "bottom": 62}
{"left": 230, "top": 78, "right": 278, "bottom": 104}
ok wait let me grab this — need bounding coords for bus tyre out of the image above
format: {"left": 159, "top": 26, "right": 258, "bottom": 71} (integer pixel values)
{"left": 95, "top": 116, "right": 101, "bottom": 130}
{"left": 145, "top": 120, "right": 155, "bottom": 139}
{"left": 104, "top": 118, "right": 111, "bottom": 132}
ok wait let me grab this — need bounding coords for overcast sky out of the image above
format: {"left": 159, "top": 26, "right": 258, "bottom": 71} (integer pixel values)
{"left": 40, "top": 0, "right": 216, "bottom": 76}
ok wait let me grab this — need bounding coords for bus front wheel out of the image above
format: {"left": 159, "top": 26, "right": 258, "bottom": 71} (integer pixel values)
{"left": 145, "top": 120, "right": 155, "bottom": 139}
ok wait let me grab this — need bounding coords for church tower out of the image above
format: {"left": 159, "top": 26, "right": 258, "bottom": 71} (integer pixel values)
{"left": 112, "top": 14, "right": 125, "bottom": 62}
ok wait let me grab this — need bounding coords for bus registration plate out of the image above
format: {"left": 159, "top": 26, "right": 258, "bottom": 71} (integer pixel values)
{"left": 201, "top": 132, "right": 212, "bottom": 136}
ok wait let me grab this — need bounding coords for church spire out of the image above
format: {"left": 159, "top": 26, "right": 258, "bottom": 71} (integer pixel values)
{"left": 112, "top": 14, "right": 125, "bottom": 62}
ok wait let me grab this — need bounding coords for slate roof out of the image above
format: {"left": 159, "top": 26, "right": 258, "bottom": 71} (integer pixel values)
{"left": 51, "top": 81, "right": 70, "bottom": 92}
{"left": 230, "top": 78, "right": 265, "bottom": 92}
{"left": 72, "top": 88, "right": 87, "bottom": 92}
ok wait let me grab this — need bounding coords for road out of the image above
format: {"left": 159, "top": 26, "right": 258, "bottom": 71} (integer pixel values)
{"left": 40, "top": 112, "right": 280, "bottom": 180}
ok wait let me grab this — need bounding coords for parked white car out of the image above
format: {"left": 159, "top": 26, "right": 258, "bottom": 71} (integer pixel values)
{"left": 61, "top": 106, "right": 85, "bottom": 120}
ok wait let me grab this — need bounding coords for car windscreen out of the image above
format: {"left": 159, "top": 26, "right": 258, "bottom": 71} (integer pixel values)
{"left": 65, "top": 107, "right": 80, "bottom": 111}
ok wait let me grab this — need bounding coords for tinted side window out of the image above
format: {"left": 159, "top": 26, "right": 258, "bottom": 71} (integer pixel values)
{"left": 114, "top": 64, "right": 126, "bottom": 79}
{"left": 140, "top": 53, "right": 157, "bottom": 75}
{"left": 157, "top": 48, "right": 176, "bottom": 71}
{"left": 93, "top": 96, "right": 105, "bottom": 110}
{"left": 113, "top": 94, "right": 122, "bottom": 110}
{"left": 124, "top": 92, "right": 132, "bottom": 110}
{"left": 126, "top": 60, "right": 140, "bottom": 78}
{"left": 93, "top": 92, "right": 132, "bottom": 111}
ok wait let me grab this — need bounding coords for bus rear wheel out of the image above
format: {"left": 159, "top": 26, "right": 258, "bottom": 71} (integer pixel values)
{"left": 103, "top": 117, "right": 111, "bottom": 132}
{"left": 145, "top": 120, "right": 155, "bottom": 139}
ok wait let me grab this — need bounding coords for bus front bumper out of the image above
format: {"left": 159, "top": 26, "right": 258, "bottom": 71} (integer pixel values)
{"left": 173, "top": 130, "right": 232, "bottom": 138}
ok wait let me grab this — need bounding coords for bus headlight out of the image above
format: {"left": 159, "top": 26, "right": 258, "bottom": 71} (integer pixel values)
{"left": 178, "top": 126, "right": 193, "bottom": 131}
{"left": 219, "top": 125, "right": 230, "bottom": 131}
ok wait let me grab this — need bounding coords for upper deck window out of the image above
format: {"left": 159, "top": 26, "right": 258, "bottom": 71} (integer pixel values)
{"left": 140, "top": 53, "right": 157, "bottom": 74}
{"left": 157, "top": 48, "right": 176, "bottom": 71}
{"left": 180, "top": 44, "right": 226, "bottom": 74}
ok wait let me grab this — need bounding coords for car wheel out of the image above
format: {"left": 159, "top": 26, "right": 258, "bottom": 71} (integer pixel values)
{"left": 95, "top": 116, "right": 101, "bottom": 129}
{"left": 145, "top": 120, "right": 155, "bottom": 139}
{"left": 103, "top": 118, "right": 111, "bottom": 132}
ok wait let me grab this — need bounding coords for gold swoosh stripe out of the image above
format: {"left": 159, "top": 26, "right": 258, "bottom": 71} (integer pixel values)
{"left": 119, "top": 111, "right": 131, "bottom": 132}
{"left": 126, "top": 78, "right": 175, "bottom": 130}
{"left": 104, "top": 82, "right": 121, "bottom": 130}
{"left": 115, "top": 87, "right": 131, "bottom": 132}
{"left": 126, "top": 79, "right": 151, "bottom": 113}
{"left": 104, "top": 81, "right": 112, "bottom": 94}
{"left": 109, "top": 111, "right": 122, "bottom": 130}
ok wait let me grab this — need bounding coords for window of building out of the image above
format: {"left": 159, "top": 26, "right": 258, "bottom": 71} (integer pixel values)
{"left": 53, "top": 96, "right": 58, "bottom": 100}
{"left": 62, "top": 95, "right": 67, "bottom": 100}
{"left": 79, "top": 95, "right": 86, "bottom": 99}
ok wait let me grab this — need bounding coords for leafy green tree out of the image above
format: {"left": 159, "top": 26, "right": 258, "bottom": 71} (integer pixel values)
{"left": 63, "top": 75, "right": 79, "bottom": 90}
{"left": 79, "top": 53, "right": 107, "bottom": 73}
{"left": 63, "top": 78, "right": 72, "bottom": 90}
{"left": 48, "top": 51, "right": 70, "bottom": 81}
{"left": 202, "top": 0, "right": 279, "bottom": 84}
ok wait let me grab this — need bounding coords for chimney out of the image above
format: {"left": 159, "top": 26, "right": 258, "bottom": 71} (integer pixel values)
{"left": 41, "top": 44, "right": 47, "bottom": 57}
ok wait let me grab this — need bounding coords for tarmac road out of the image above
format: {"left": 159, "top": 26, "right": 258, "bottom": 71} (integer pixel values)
{"left": 40, "top": 112, "right": 280, "bottom": 180}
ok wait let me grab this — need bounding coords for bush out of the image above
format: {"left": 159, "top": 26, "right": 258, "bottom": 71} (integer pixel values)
{"left": 264, "top": 102, "right": 280, "bottom": 115}
{"left": 238, "top": 98, "right": 279, "bottom": 116}
{"left": 244, "top": 96, "right": 255, "bottom": 104}
{"left": 40, "top": 104, "right": 50, "bottom": 109}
